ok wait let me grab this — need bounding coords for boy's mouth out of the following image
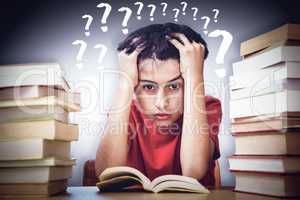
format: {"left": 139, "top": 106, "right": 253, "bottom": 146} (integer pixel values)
{"left": 154, "top": 113, "right": 172, "bottom": 120}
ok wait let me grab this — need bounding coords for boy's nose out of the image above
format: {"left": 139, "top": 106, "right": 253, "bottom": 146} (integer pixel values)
{"left": 154, "top": 88, "right": 169, "bottom": 111}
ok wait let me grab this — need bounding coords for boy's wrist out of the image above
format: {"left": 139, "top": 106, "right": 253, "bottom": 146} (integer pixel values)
{"left": 183, "top": 73, "right": 204, "bottom": 85}
{"left": 118, "top": 77, "right": 136, "bottom": 92}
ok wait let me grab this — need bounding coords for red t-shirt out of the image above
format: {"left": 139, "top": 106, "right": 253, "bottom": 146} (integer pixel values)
{"left": 126, "top": 96, "right": 222, "bottom": 187}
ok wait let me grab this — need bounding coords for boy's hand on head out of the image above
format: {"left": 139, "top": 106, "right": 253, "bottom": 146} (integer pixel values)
{"left": 118, "top": 47, "right": 143, "bottom": 88}
{"left": 167, "top": 33, "right": 205, "bottom": 81}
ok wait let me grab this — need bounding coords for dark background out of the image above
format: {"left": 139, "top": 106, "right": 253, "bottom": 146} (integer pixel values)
{"left": 1, "top": 0, "right": 299, "bottom": 65}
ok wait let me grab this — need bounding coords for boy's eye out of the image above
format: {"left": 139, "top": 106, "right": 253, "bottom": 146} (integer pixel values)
{"left": 142, "top": 84, "right": 157, "bottom": 91}
{"left": 167, "top": 83, "right": 180, "bottom": 90}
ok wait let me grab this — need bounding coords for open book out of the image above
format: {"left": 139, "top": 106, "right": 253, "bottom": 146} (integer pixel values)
{"left": 96, "top": 166, "right": 210, "bottom": 193}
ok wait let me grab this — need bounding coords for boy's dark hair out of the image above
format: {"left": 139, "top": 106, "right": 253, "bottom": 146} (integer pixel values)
{"left": 117, "top": 23, "right": 209, "bottom": 64}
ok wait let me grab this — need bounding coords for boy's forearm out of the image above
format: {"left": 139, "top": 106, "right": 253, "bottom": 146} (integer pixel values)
{"left": 95, "top": 81, "right": 133, "bottom": 176}
{"left": 180, "top": 75, "right": 210, "bottom": 180}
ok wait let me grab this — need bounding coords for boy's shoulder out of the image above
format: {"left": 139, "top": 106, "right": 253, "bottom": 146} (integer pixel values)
{"left": 205, "top": 95, "right": 221, "bottom": 105}
{"left": 205, "top": 96, "right": 222, "bottom": 119}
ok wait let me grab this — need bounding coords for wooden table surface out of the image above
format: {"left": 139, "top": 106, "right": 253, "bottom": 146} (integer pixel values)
{"left": 29, "top": 186, "right": 291, "bottom": 200}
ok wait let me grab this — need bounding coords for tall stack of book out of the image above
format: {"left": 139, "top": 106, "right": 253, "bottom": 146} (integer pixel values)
{"left": 228, "top": 24, "right": 300, "bottom": 198}
{"left": 0, "top": 63, "right": 81, "bottom": 197}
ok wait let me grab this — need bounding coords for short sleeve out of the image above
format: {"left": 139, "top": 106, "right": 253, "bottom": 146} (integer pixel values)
{"left": 206, "top": 96, "right": 222, "bottom": 160}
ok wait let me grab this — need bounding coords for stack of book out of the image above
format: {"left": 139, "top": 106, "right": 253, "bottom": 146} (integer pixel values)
{"left": 0, "top": 63, "right": 81, "bottom": 197}
{"left": 228, "top": 24, "right": 300, "bottom": 198}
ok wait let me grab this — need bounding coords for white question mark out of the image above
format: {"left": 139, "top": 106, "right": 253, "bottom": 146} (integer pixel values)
{"left": 172, "top": 8, "right": 180, "bottom": 22}
{"left": 208, "top": 30, "right": 233, "bottom": 64}
{"left": 160, "top": 2, "right": 168, "bottom": 16}
{"left": 212, "top": 9, "right": 220, "bottom": 22}
{"left": 180, "top": 1, "right": 188, "bottom": 15}
{"left": 82, "top": 14, "right": 93, "bottom": 37}
{"left": 215, "top": 68, "right": 226, "bottom": 78}
{"left": 72, "top": 40, "right": 87, "bottom": 69}
{"left": 134, "top": 2, "right": 144, "bottom": 20}
{"left": 201, "top": 16, "right": 210, "bottom": 34}
{"left": 94, "top": 44, "right": 108, "bottom": 65}
{"left": 118, "top": 7, "right": 133, "bottom": 34}
{"left": 97, "top": 3, "right": 112, "bottom": 32}
{"left": 147, "top": 4, "right": 156, "bottom": 21}
{"left": 191, "top": 7, "right": 198, "bottom": 21}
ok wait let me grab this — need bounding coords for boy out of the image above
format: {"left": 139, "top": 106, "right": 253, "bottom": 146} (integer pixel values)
{"left": 95, "top": 23, "right": 222, "bottom": 187}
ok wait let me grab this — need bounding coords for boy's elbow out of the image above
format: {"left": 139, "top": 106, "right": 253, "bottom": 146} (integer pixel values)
{"left": 95, "top": 154, "right": 128, "bottom": 177}
{"left": 181, "top": 164, "right": 208, "bottom": 180}
{"left": 95, "top": 157, "right": 105, "bottom": 178}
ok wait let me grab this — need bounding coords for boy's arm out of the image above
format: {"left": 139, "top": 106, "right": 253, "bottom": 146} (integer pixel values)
{"left": 95, "top": 81, "right": 133, "bottom": 177}
{"left": 168, "top": 33, "right": 213, "bottom": 180}
{"left": 95, "top": 49, "right": 141, "bottom": 177}
{"left": 181, "top": 74, "right": 212, "bottom": 180}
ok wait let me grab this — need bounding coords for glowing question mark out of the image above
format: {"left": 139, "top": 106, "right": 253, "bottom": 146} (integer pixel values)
{"left": 208, "top": 30, "right": 233, "bottom": 64}
{"left": 134, "top": 2, "right": 144, "bottom": 20}
{"left": 82, "top": 14, "right": 93, "bottom": 37}
{"left": 72, "top": 40, "right": 87, "bottom": 69}
{"left": 201, "top": 16, "right": 210, "bottom": 34}
{"left": 191, "top": 7, "right": 198, "bottom": 21}
{"left": 94, "top": 44, "right": 108, "bottom": 65}
{"left": 97, "top": 3, "right": 112, "bottom": 32}
{"left": 160, "top": 2, "right": 168, "bottom": 16}
{"left": 118, "top": 7, "right": 133, "bottom": 34}
{"left": 180, "top": 1, "right": 188, "bottom": 15}
{"left": 147, "top": 4, "right": 156, "bottom": 21}
{"left": 212, "top": 9, "right": 220, "bottom": 22}
{"left": 172, "top": 8, "right": 180, "bottom": 22}
{"left": 215, "top": 68, "right": 227, "bottom": 78}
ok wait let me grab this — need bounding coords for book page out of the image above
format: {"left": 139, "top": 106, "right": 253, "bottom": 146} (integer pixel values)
{"left": 152, "top": 180, "right": 210, "bottom": 193}
{"left": 99, "top": 166, "right": 151, "bottom": 189}
{"left": 97, "top": 175, "right": 143, "bottom": 191}
{"left": 151, "top": 174, "right": 201, "bottom": 188}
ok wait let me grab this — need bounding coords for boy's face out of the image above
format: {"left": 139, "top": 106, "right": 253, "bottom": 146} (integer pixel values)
{"left": 134, "top": 58, "right": 184, "bottom": 130}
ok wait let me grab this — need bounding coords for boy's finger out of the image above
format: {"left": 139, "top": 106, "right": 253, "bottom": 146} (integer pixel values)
{"left": 168, "top": 37, "right": 183, "bottom": 50}
{"left": 135, "top": 45, "right": 145, "bottom": 52}
{"left": 192, "top": 41, "right": 204, "bottom": 49}
{"left": 131, "top": 47, "right": 144, "bottom": 57}
{"left": 171, "top": 33, "right": 190, "bottom": 46}
{"left": 119, "top": 49, "right": 128, "bottom": 56}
